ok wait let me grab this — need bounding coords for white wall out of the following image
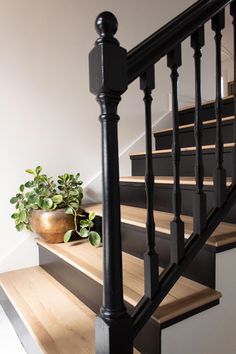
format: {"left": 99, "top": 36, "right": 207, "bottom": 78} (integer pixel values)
{"left": 2, "top": 0, "right": 225, "bottom": 271}
{"left": 162, "top": 249, "right": 236, "bottom": 354}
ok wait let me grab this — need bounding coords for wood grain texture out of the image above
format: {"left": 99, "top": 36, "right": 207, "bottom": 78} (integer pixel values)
{"left": 120, "top": 175, "right": 232, "bottom": 186}
{"left": 37, "top": 239, "right": 221, "bottom": 325}
{"left": 129, "top": 142, "right": 235, "bottom": 157}
{"left": 84, "top": 204, "right": 236, "bottom": 248}
{"left": 0, "top": 266, "right": 140, "bottom": 354}
{"left": 153, "top": 115, "right": 234, "bottom": 134}
{"left": 0, "top": 267, "right": 96, "bottom": 354}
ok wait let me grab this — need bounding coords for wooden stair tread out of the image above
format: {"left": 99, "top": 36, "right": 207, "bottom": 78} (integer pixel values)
{"left": 37, "top": 239, "right": 221, "bottom": 325}
{"left": 0, "top": 266, "right": 97, "bottom": 354}
{"left": 120, "top": 175, "right": 232, "bottom": 187}
{"left": 0, "top": 266, "right": 140, "bottom": 354}
{"left": 84, "top": 204, "right": 236, "bottom": 248}
{"left": 129, "top": 142, "right": 235, "bottom": 157}
{"left": 153, "top": 115, "right": 234, "bottom": 135}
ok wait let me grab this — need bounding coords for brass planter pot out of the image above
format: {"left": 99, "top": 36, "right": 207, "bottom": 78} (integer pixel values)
{"left": 30, "top": 209, "right": 74, "bottom": 243}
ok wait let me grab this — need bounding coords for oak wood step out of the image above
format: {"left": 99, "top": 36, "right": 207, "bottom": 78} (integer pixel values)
{"left": 153, "top": 115, "right": 234, "bottom": 135}
{"left": 153, "top": 116, "right": 234, "bottom": 150}
{"left": 130, "top": 143, "right": 234, "bottom": 177}
{"left": 120, "top": 175, "right": 232, "bottom": 187}
{"left": 129, "top": 142, "right": 235, "bottom": 158}
{"left": 84, "top": 204, "right": 236, "bottom": 249}
{"left": 119, "top": 176, "right": 236, "bottom": 225}
{"left": 0, "top": 266, "right": 140, "bottom": 354}
{"left": 178, "top": 95, "right": 234, "bottom": 125}
{"left": 37, "top": 239, "right": 221, "bottom": 327}
{"left": 0, "top": 266, "right": 96, "bottom": 354}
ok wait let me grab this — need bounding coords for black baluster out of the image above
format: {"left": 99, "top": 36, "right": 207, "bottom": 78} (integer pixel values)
{"left": 230, "top": 2, "right": 236, "bottom": 186}
{"left": 89, "top": 12, "right": 132, "bottom": 354}
{"left": 191, "top": 27, "right": 207, "bottom": 234}
{"left": 167, "top": 45, "right": 185, "bottom": 264}
{"left": 212, "top": 10, "right": 227, "bottom": 207}
{"left": 140, "top": 66, "right": 159, "bottom": 299}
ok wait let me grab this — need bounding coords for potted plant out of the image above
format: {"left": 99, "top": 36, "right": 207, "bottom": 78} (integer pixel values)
{"left": 10, "top": 166, "right": 101, "bottom": 246}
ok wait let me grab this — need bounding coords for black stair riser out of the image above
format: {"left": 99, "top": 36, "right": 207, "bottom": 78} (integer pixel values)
{"left": 155, "top": 120, "right": 233, "bottom": 150}
{"left": 38, "top": 245, "right": 160, "bottom": 354}
{"left": 179, "top": 97, "right": 234, "bottom": 126}
{"left": 120, "top": 182, "right": 236, "bottom": 224}
{"left": 92, "top": 216, "right": 216, "bottom": 288}
{"left": 131, "top": 148, "right": 233, "bottom": 177}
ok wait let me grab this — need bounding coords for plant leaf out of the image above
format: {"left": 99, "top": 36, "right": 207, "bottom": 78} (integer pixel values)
{"left": 36, "top": 166, "right": 42, "bottom": 175}
{"left": 11, "top": 213, "right": 19, "bottom": 219}
{"left": 10, "top": 197, "right": 18, "bottom": 204}
{"left": 52, "top": 195, "right": 63, "bottom": 204}
{"left": 64, "top": 230, "right": 73, "bottom": 243}
{"left": 25, "top": 181, "right": 34, "bottom": 188}
{"left": 16, "top": 223, "right": 24, "bottom": 232}
{"left": 89, "top": 231, "right": 101, "bottom": 247}
{"left": 42, "top": 198, "right": 53, "bottom": 210}
{"left": 89, "top": 211, "right": 96, "bottom": 221}
{"left": 20, "top": 184, "right": 25, "bottom": 193}
{"left": 19, "top": 210, "right": 27, "bottom": 222}
{"left": 79, "top": 228, "right": 89, "bottom": 238}
{"left": 65, "top": 207, "right": 74, "bottom": 215}
{"left": 25, "top": 169, "right": 35, "bottom": 175}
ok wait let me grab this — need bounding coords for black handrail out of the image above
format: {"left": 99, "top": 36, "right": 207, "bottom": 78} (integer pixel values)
{"left": 127, "top": 0, "right": 232, "bottom": 84}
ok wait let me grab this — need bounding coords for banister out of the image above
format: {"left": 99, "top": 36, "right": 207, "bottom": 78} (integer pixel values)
{"left": 89, "top": 2, "right": 236, "bottom": 352}
{"left": 127, "top": 0, "right": 232, "bottom": 84}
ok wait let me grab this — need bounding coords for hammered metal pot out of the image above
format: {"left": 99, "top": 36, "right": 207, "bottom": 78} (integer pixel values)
{"left": 30, "top": 209, "right": 74, "bottom": 243}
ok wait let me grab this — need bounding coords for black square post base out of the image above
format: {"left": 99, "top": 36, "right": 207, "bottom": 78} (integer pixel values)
{"left": 95, "top": 314, "right": 133, "bottom": 354}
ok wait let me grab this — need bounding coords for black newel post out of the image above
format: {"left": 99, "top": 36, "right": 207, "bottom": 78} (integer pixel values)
{"left": 191, "top": 27, "right": 207, "bottom": 234}
{"left": 140, "top": 66, "right": 159, "bottom": 299}
{"left": 167, "top": 45, "right": 185, "bottom": 264}
{"left": 89, "top": 12, "right": 133, "bottom": 354}
{"left": 212, "top": 10, "right": 227, "bottom": 207}
{"left": 230, "top": 1, "right": 236, "bottom": 186}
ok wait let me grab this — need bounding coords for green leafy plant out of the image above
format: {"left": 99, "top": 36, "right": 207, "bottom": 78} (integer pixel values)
{"left": 10, "top": 166, "right": 101, "bottom": 247}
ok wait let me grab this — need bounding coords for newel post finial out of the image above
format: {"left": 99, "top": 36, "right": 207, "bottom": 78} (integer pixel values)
{"left": 95, "top": 11, "right": 118, "bottom": 44}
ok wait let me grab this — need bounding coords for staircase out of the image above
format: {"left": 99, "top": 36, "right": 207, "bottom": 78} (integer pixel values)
{"left": 1, "top": 0, "right": 236, "bottom": 353}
